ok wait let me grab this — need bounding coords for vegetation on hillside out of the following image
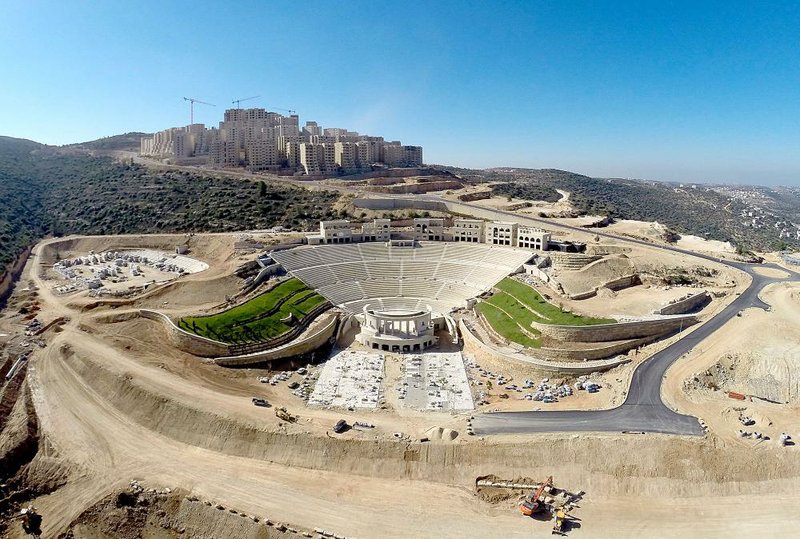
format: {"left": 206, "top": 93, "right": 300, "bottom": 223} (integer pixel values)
{"left": 438, "top": 165, "right": 799, "bottom": 250}
{"left": 490, "top": 182, "right": 561, "bottom": 203}
{"left": 179, "top": 278, "right": 327, "bottom": 343}
{"left": 0, "top": 136, "right": 341, "bottom": 275}
{"left": 63, "top": 132, "right": 150, "bottom": 152}
{"left": 476, "top": 301, "right": 541, "bottom": 348}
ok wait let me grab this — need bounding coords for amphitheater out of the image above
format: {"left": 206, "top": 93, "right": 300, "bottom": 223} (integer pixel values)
{"left": 270, "top": 242, "right": 533, "bottom": 316}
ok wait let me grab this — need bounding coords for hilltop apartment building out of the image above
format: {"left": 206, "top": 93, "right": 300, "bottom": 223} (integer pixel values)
{"left": 140, "top": 107, "right": 423, "bottom": 174}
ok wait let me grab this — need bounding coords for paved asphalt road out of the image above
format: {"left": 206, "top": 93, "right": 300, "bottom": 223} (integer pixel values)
{"left": 431, "top": 197, "right": 800, "bottom": 436}
{"left": 472, "top": 265, "right": 796, "bottom": 436}
{"left": 124, "top": 164, "right": 798, "bottom": 436}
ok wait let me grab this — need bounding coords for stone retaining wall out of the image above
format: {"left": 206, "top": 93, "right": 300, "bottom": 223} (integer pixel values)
{"left": 564, "top": 273, "right": 640, "bottom": 300}
{"left": 227, "top": 301, "right": 332, "bottom": 356}
{"left": 459, "top": 319, "right": 630, "bottom": 374}
{"left": 215, "top": 313, "right": 340, "bottom": 367}
{"left": 537, "top": 335, "right": 656, "bottom": 361}
{"left": 140, "top": 301, "right": 332, "bottom": 358}
{"left": 139, "top": 310, "right": 231, "bottom": 357}
{"left": 476, "top": 308, "right": 652, "bottom": 361}
{"left": 532, "top": 315, "right": 696, "bottom": 343}
{"left": 658, "top": 291, "right": 710, "bottom": 315}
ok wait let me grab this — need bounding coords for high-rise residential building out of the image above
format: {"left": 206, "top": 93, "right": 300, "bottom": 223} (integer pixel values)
{"left": 142, "top": 106, "right": 422, "bottom": 173}
{"left": 303, "top": 121, "right": 322, "bottom": 137}
{"left": 299, "top": 142, "right": 323, "bottom": 175}
{"left": 334, "top": 142, "right": 357, "bottom": 173}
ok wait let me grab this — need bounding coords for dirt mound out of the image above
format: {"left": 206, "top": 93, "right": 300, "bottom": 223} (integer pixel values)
{"left": 0, "top": 379, "right": 72, "bottom": 535}
{"left": 423, "top": 426, "right": 459, "bottom": 442}
{"left": 686, "top": 351, "right": 793, "bottom": 404}
{"left": 60, "top": 484, "right": 304, "bottom": 539}
{"left": 134, "top": 275, "right": 242, "bottom": 311}
{"left": 0, "top": 380, "right": 39, "bottom": 484}
{"left": 596, "top": 287, "right": 617, "bottom": 299}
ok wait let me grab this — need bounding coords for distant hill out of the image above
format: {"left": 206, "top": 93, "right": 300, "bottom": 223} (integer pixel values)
{"left": 64, "top": 132, "right": 150, "bottom": 152}
{"left": 436, "top": 165, "right": 800, "bottom": 250}
{"left": 0, "top": 136, "right": 340, "bottom": 276}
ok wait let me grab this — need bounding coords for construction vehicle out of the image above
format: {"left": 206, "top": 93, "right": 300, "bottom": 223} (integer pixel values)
{"left": 520, "top": 476, "right": 553, "bottom": 516}
{"left": 10, "top": 505, "right": 42, "bottom": 536}
{"left": 552, "top": 507, "right": 568, "bottom": 535}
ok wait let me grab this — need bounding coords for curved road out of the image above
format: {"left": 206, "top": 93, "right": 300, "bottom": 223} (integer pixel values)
{"left": 472, "top": 265, "right": 796, "bottom": 435}
{"left": 384, "top": 194, "right": 800, "bottom": 436}
{"left": 120, "top": 162, "right": 800, "bottom": 436}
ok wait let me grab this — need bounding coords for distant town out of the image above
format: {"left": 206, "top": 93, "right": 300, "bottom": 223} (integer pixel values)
{"left": 140, "top": 106, "right": 423, "bottom": 176}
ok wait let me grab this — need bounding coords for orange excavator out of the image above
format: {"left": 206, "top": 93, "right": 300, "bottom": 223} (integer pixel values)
{"left": 520, "top": 476, "right": 553, "bottom": 516}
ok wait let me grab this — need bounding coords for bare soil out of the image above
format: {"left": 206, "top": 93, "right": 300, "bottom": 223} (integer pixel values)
{"left": 1, "top": 232, "right": 799, "bottom": 538}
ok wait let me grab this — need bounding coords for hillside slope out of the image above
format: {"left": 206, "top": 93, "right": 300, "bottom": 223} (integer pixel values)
{"left": 0, "top": 136, "right": 341, "bottom": 275}
{"left": 439, "top": 166, "right": 799, "bottom": 250}
{"left": 63, "top": 132, "right": 150, "bottom": 152}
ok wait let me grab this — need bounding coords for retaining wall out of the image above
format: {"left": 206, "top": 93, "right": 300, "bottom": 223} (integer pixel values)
{"left": 459, "top": 319, "right": 630, "bottom": 374}
{"left": 532, "top": 315, "right": 696, "bottom": 343}
{"left": 353, "top": 198, "right": 446, "bottom": 212}
{"left": 215, "top": 313, "right": 339, "bottom": 367}
{"left": 537, "top": 335, "right": 656, "bottom": 361}
{"left": 658, "top": 291, "right": 711, "bottom": 315}
{"left": 139, "top": 310, "right": 231, "bottom": 357}
{"left": 564, "top": 273, "right": 640, "bottom": 300}
{"left": 367, "top": 180, "right": 462, "bottom": 194}
{"left": 0, "top": 245, "right": 33, "bottom": 310}
{"left": 477, "top": 309, "right": 652, "bottom": 361}
{"left": 140, "top": 301, "right": 332, "bottom": 358}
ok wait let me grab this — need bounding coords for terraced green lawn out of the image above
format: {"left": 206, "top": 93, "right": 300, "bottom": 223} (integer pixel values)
{"left": 476, "top": 277, "right": 616, "bottom": 348}
{"left": 495, "top": 278, "right": 615, "bottom": 326}
{"left": 475, "top": 301, "right": 541, "bottom": 348}
{"left": 179, "top": 278, "right": 327, "bottom": 344}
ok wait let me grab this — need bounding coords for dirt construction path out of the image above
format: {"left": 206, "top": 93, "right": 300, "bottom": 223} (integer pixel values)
{"left": 5, "top": 234, "right": 800, "bottom": 538}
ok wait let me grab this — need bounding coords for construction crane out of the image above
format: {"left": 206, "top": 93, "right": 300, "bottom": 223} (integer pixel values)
{"left": 183, "top": 96, "right": 215, "bottom": 125}
{"left": 271, "top": 107, "right": 296, "bottom": 115}
{"left": 232, "top": 95, "right": 260, "bottom": 109}
{"left": 520, "top": 476, "right": 553, "bottom": 516}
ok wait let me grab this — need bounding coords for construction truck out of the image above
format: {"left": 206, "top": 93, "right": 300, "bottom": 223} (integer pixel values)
{"left": 520, "top": 476, "right": 553, "bottom": 516}
{"left": 10, "top": 505, "right": 42, "bottom": 537}
{"left": 552, "top": 508, "right": 568, "bottom": 535}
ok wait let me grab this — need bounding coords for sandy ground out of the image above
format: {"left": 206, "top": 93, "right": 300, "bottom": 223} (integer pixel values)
{"left": 663, "top": 281, "right": 800, "bottom": 445}
{"left": 3, "top": 232, "right": 800, "bottom": 538}
{"left": 603, "top": 220, "right": 735, "bottom": 255}
{"left": 442, "top": 190, "right": 575, "bottom": 218}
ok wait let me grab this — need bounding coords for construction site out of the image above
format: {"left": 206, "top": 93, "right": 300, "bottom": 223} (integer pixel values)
{"left": 2, "top": 185, "right": 800, "bottom": 538}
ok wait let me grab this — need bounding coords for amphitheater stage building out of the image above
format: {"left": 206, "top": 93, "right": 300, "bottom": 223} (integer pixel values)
{"left": 357, "top": 304, "right": 437, "bottom": 352}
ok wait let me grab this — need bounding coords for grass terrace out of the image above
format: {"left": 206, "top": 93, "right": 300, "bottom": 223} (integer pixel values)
{"left": 495, "top": 278, "right": 616, "bottom": 326}
{"left": 179, "top": 278, "right": 328, "bottom": 344}
{"left": 476, "top": 278, "right": 615, "bottom": 348}
{"left": 475, "top": 302, "right": 541, "bottom": 348}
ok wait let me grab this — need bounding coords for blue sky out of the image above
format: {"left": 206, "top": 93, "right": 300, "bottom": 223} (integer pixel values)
{"left": 1, "top": 1, "right": 798, "bottom": 185}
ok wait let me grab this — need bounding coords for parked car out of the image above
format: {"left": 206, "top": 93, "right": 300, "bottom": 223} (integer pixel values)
{"left": 252, "top": 397, "right": 269, "bottom": 407}
{"left": 333, "top": 419, "right": 348, "bottom": 433}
